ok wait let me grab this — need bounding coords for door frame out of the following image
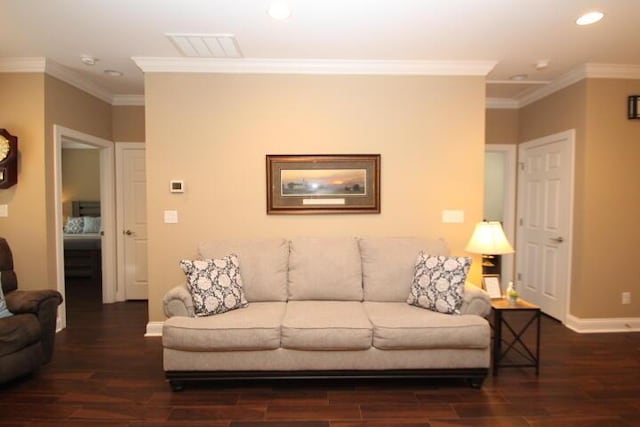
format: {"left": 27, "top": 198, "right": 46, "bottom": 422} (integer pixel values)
{"left": 516, "top": 129, "right": 575, "bottom": 323}
{"left": 485, "top": 144, "right": 517, "bottom": 284}
{"left": 53, "top": 125, "right": 117, "bottom": 330}
{"left": 115, "top": 142, "right": 145, "bottom": 301}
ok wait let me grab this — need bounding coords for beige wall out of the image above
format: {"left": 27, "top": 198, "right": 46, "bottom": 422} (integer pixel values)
{"left": 579, "top": 79, "right": 640, "bottom": 318}
{"left": 145, "top": 73, "right": 487, "bottom": 321}
{"left": 61, "top": 149, "right": 101, "bottom": 219}
{"left": 113, "top": 105, "right": 145, "bottom": 142}
{"left": 0, "top": 74, "right": 47, "bottom": 289}
{"left": 518, "top": 79, "right": 640, "bottom": 318}
{"left": 485, "top": 109, "right": 519, "bottom": 144}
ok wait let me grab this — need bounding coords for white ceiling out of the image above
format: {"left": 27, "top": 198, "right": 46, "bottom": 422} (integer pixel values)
{"left": 1, "top": 0, "right": 639, "bottom": 105}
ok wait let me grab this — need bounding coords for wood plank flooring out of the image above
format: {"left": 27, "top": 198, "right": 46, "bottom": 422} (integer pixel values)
{"left": 1, "top": 279, "right": 639, "bottom": 426}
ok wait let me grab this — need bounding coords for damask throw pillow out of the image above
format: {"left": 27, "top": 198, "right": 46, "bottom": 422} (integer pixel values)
{"left": 0, "top": 277, "right": 13, "bottom": 319}
{"left": 64, "top": 216, "right": 84, "bottom": 234}
{"left": 407, "top": 252, "right": 471, "bottom": 315}
{"left": 179, "top": 254, "right": 249, "bottom": 317}
{"left": 83, "top": 216, "right": 101, "bottom": 233}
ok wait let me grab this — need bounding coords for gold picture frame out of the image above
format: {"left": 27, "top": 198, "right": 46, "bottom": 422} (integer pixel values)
{"left": 266, "top": 154, "right": 381, "bottom": 214}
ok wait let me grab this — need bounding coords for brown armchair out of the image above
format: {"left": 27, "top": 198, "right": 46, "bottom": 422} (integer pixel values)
{"left": 0, "top": 237, "right": 63, "bottom": 384}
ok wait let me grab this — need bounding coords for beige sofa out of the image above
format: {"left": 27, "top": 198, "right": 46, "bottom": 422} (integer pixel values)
{"left": 162, "top": 237, "right": 492, "bottom": 391}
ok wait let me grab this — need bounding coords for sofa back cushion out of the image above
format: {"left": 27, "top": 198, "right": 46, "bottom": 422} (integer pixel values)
{"left": 198, "top": 239, "right": 289, "bottom": 302}
{"left": 288, "top": 237, "right": 363, "bottom": 301}
{"left": 359, "top": 237, "right": 450, "bottom": 302}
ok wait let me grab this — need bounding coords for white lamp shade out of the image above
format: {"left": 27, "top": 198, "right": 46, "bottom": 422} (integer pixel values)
{"left": 465, "top": 221, "right": 514, "bottom": 255}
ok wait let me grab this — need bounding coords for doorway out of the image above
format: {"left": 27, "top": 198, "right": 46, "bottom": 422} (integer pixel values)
{"left": 516, "top": 130, "right": 575, "bottom": 322}
{"left": 53, "top": 125, "right": 117, "bottom": 330}
{"left": 484, "top": 144, "right": 517, "bottom": 284}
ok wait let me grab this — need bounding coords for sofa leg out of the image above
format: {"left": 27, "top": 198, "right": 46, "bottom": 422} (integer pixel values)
{"left": 169, "top": 380, "right": 185, "bottom": 392}
{"left": 468, "top": 376, "right": 485, "bottom": 389}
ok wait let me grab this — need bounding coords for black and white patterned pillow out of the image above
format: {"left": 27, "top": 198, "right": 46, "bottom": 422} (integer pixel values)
{"left": 64, "top": 217, "right": 84, "bottom": 234}
{"left": 407, "top": 252, "right": 471, "bottom": 315}
{"left": 179, "top": 254, "right": 248, "bottom": 317}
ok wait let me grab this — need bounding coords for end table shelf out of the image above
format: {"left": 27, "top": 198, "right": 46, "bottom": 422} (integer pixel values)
{"left": 490, "top": 298, "right": 541, "bottom": 375}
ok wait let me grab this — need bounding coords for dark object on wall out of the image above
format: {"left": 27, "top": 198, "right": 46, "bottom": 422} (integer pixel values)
{"left": 0, "top": 129, "right": 18, "bottom": 188}
{"left": 629, "top": 95, "right": 640, "bottom": 120}
{"left": 0, "top": 237, "right": 63, "bottom": 384}
{"left": 266, "top": 154, "right": 381, "bottom": 214}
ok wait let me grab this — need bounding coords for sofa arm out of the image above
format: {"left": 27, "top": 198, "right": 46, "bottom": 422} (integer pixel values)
{"left": 460, "top": 282, "right": 491, "bottom": 317}
{"left": 5, "top": 289, "right": 63, "bottom": 363}
{"left": 163, "top": 284, "right": 194, "bottom": 318}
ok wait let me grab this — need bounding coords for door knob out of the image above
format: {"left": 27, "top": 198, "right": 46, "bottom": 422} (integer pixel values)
{"left": 124, "top": 230, "right": 134, "bottom": 236}
{"left": 550, "top": 236, "right": 564, "bottom": 243}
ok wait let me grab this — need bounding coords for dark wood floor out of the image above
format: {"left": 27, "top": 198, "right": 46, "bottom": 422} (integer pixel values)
{"left": 1, "top": 279, "right": 640, "bottom": 426}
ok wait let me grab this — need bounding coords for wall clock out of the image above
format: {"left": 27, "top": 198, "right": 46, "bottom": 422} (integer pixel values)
{"left": 0, "top": 129, "right": 18, "bottom": 189}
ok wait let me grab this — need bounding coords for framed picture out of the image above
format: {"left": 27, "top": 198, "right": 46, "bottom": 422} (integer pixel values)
{"left": 482, "top": 274, "right": 503, "bottom": 299}
{"left": 266, "top": 154, "right": 381, "bottom": 214}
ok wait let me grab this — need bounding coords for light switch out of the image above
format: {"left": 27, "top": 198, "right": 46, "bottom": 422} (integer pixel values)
{"left": 0, "top": 205, "right": 7, "bottom": 217}
{"left": 164, "top": 210, "right": 178, "bottom": 223}
{"left": 442, "top": 209, "right": 464, "bottom": 223}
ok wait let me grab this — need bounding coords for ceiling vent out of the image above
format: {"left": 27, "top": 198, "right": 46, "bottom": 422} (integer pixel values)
{"left": 166, "top": 33, "right": 243, "bottom": 58}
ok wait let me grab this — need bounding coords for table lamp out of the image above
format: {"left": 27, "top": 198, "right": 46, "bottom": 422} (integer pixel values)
{"left": 465, "top": 221, "right": 514, "bottom": 256}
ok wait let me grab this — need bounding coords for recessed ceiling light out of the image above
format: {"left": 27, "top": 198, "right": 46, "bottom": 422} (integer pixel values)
{"left": 104, "top": 69, "right": 123, "bottom": 77}
{"left": 268, "top": 1, "right": 291, "bottom": 20}
{"left": 509, "top": 74, "right": 528, "bottom": 81}
{"left": 80, "top": 55, "right": 98, "bottom": 66}
{"left": 576, "top": 11, "right": 604, "bottom": 26}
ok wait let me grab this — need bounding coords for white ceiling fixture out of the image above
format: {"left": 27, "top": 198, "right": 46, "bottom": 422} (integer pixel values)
{"left": 267, "top": 1, "right": 291, "bottom": 20}
{"left": 166, "top": 33, "right": 243, "bottom": 58}
{"left": 576, "top": 11, "right": 604, "bottom": 26}
{"left": 80, "top": 55, "right": 98, "bottom": 66}
{"left": 104, "top": 69, "right": 123, "bottom": 77}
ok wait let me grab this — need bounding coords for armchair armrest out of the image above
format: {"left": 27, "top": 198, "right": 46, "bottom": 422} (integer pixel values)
{"left": 5, "top": 289, "right": 63, "bottom": 364}
{"left": 460, "top": 282, "right": 491, "bottom": 317}
{"left": 5, "top": 289, "right": 62, "bottom": 315}
{"left": 163, "top": 283, "right": 194, "bottom": 318}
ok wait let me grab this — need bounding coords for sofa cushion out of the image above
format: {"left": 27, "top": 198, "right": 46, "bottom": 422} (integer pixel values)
{"left": 288, "top": 237, "right": 363, "bottom": 301}
{"left": 363, "top": 302, "right": 489, "bottom": 350}
{"left": 281, "top": 301, "right": 372, "bottom": 350}
{"left": 359, "top": 237, "right": 450, "bottom": 302}
{"left": 162, "top": 302, "right": 286, "bottom": 351}
{"left": 407, "top": 253, "right": 471, "bottom": 315}
{"left": 198, "top": 239, "right": 289, "bottom": 302}
{"left": 180, "top": 255, "right": 248, "bottom": 317}
{"left": 0, "top": 313, "right": 41, "bottom": 357}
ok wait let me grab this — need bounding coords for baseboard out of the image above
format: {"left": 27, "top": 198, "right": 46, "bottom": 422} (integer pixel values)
{"left": 145, "top": 321, "right": 164, "bottom": 337}
{"left": 565, "top": 315, "right": 640, "bottom": 333}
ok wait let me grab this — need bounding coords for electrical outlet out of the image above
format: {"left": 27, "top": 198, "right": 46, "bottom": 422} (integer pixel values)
{"left": 622, "top": 292, "right": 631, "bottom": 305}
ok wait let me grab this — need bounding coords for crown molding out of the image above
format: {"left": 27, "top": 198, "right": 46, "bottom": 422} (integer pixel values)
{"left": 112, "top": 95, "right": 145, "bottom": 106}
{"left": 0, "top": 57, "right": 47, "bottom": 72}
{"left": 132, "top": 57, "right": 497, "bottom": 76}
{"left": 486, "top": 97, "right": 519, "bottom": 109}
{"left": 44, "top": 60, "right": 114, "bottom": 104}
{"left": 583, "top": 63, "right": 640, "bottom": 79}
{"left": 517, "top": 63, "right": 640, "bottom": 108}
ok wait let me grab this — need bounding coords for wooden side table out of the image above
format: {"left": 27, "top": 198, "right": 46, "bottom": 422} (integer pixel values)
{"left": 490, "top": 298, "right": 541, "bottom": 375}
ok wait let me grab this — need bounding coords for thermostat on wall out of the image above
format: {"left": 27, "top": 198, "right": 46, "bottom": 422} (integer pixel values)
{"left": 170, "top": 180, "right": 184, "bottom": 193}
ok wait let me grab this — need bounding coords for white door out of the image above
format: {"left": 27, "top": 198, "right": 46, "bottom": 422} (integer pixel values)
{"left": 122, "top": 147, "right": 148, "bottom": 300}
{"left": 516, "top": 130, "right": 574, "bottom": 321}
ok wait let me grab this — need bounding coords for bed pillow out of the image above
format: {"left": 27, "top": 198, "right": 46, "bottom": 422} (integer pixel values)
{"left": 0, "top": 278, "right": 13, "bottom": 319}
{"left": 179, "top": 254, "right": 248, "bottom": 317}
{"left": 407, "top": 252, "right": 471, "bottom": 315}
{"left": 83, "top": 216, "right": 101, "bottom": 234}
{"left": 64, "top": 216, "right": 84, "bottom": 234}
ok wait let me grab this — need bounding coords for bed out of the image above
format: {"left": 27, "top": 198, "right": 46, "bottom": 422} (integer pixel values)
{"left": 63, "top": 201, "right": 102, "bottom": 281}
